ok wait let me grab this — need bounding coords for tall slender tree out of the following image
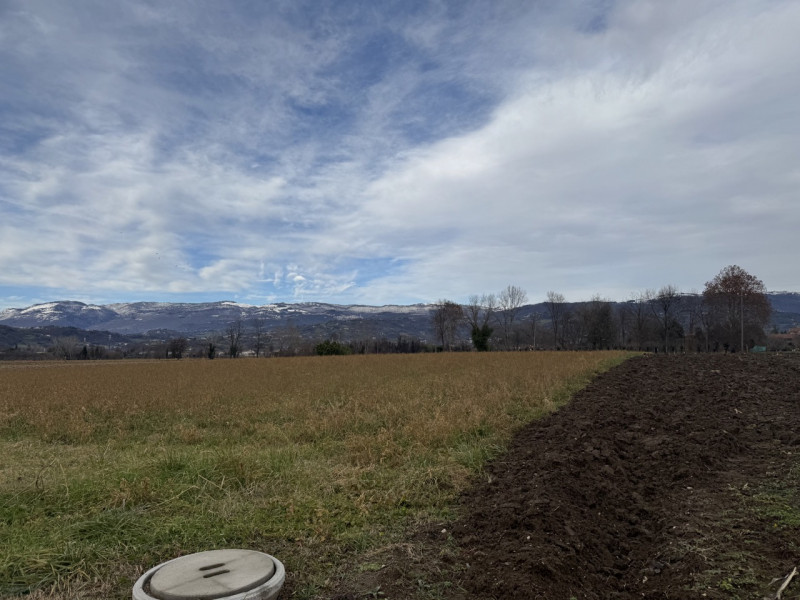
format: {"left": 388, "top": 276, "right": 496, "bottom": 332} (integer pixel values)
{"left": 496, "top": 285, "right": 528, "bottom": 350}
{"left": 251, "top": 316, "right": 269, "bottom": 357}
{"left": 227, "top": 319, "right": 243, "bottom": 358}
{"left": 631, "top": 291, "right": 654, "bottom": 351}
{"left": 545, "top": 291, "right": 566, "bottom": 348}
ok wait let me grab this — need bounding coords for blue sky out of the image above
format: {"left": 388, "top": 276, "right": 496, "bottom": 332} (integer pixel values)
{"left": 1, "top": 0, "right": 798, "bottom": 310}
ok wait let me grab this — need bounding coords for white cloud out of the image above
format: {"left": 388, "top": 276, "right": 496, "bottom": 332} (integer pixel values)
{"left": 0, "top": 0, "right": 798, "bottom": 309}
{"left": 330, "top": 0, "right": 800, "bottom": 301}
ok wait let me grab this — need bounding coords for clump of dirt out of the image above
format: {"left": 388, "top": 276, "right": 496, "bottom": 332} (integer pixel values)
{"left": 328, "top": 353, "right": 800, "bottom": 599}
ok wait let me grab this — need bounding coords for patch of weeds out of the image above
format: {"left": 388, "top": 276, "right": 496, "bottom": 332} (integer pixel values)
{"left": 0, "top": 415, "right": 34, "bottom": 441}
{"left": 756, "top": 500, "right": 800, "bottom": 529}
{"left": 713, "top": 568, "right": 761, "bottom": 598}
{"left": 676, "top": 459, "right": 800, "bottom": 599}
{"left": 749, "top": 475, "right": 800, "bottom": 530}
{"left": 450, "top": 438, "right": 502, "bottom": 472}
{"left": 415, "top": 577, "right": 458, "bottom": 600}
{"left": 292, "top": 582, "right": 323, "bottom": 600}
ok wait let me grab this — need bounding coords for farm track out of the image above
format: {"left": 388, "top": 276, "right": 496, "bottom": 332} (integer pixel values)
{"left": 331, "top": 353, "right": 800, "bottom": 599}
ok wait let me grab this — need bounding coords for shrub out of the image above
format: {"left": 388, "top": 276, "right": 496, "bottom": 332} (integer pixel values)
{"left": 315, "top": 340, "right": 351, "bottom": 355}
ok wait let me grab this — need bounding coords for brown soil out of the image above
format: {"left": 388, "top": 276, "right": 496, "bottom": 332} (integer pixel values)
{"left": 328, "top": 353, "right": 800, "bottom": 600}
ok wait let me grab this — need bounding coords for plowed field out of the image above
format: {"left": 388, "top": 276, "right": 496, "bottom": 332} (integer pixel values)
{"left": 332, "top": 354, "right": 800, "bottom": 599}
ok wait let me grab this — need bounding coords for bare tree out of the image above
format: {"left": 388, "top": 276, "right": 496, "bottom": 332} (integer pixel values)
{"left": 496, "top": 285, "right": 528, "bottom": 350}
{"left": 681, "top": 292, "right": 704, "bottom": 352}
{"left": 227, "top": 319, "right": 243, "bottom": 358}
{"left": 560, "top": 308, "right": 582, "bottom": 349}
{"left": 464, "top": 293, "right": 496, "bottom": 351}
{"left": 275, "top": 321, "right": 304, "bottom": 356}
{"left": 52, "top": 336, "right": 80, "bottom": 360}
{"left": 630, "top": 291, "right": 655, "bottom": 351}
{"left": 431, "top": 300, "right": 464, "bottom": 351}
{"left": 650, "top": 285, "right": 682, "bottom": 353}
{"left": 528, "top": 311, "right": 543, "bottom": 349}
{"left": 545, "top": 291, "right": 566, "bottom": 348}
{"left": 696, "top": 298, "right": 715, "bottom": 352}
{"left": 167, "top": 337, "right": 188, "bottom": 359}
{"left": 251, "top": 317, "right": 269, "bottom": 357}
{"left": 617, "top": 302, "right": 631, "bottom": 349}
{"left": 582, "top": 295, "right": 617, "bottom": 349}
{"left": 703, "top": 265, "right": 771, "bottom": 352}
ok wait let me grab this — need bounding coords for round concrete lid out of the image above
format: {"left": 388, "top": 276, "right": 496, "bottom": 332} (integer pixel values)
{"left": 148, "top": 549, "right": 276, "bottom": 600}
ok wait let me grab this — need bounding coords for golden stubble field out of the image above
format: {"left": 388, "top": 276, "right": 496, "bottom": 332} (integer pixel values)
{"left": 0, "top": 351, "right": 631, "bottom": 599}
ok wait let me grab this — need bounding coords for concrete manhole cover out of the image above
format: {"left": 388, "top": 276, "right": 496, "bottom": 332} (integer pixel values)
{"left": 133, "top": 549, "right": 285, "bottom": 600}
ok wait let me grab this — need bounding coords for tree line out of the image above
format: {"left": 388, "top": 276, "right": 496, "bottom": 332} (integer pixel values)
{"left": 1, "top": 264, "right": 783, "bottom": 360}
{"left": 431, "top": 265, "right": 774, "bottom": 353}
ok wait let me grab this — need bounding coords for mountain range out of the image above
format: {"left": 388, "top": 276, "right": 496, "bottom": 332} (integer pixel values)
{"left": 0, "top": 300, "right": 434, "bottom": 340}
{"left": 1, "top": 293, "right": 798, "bottom": 345}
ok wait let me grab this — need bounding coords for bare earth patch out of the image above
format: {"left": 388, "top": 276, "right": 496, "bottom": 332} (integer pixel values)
{"left": 329, "top": 353, "right": 800, "bottom": 600}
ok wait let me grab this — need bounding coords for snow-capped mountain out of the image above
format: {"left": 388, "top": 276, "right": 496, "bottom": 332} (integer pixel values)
{"left": 0, "top": 300, "right": 434, "bottom": 336}
{"left": 1, "top": 293, "right": 797, "bottom": 339}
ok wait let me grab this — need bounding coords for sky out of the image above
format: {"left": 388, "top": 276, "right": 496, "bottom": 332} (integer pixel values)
{"left": 1, "top": 0, "right": 798, "bottom": 310}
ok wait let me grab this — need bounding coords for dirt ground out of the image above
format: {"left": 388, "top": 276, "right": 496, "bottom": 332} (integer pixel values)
{"left": 329, "top": 353, "right": 800, "bottom": 600}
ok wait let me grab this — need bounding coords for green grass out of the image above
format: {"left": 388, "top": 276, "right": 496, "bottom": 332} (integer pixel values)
{"left": 0, "top": 352, "right": 632, "bottom": 599}
{"left": 677, "top": 460, "right": 800, "bottom": 599}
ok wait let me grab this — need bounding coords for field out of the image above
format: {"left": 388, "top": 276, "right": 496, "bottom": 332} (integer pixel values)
{"left": 0, "top": 351, "right": 630, "bottom": 599}
{"left": 334, "top": 353, "right": 800, "bottom": 600}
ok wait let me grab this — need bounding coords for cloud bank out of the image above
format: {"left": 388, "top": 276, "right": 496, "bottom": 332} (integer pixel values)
{"left": 1, "top": 0, "right": 798, "bottom": 309}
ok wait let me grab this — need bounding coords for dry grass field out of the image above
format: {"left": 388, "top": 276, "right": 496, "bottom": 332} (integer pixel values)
{"left": 0, "top": 351, "right": 631, "bottom": 599}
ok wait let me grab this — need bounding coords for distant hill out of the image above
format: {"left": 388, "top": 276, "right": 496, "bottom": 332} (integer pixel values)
{"left": 0, "top": 323, "right": 140, "bottom": 356}
{"left": 766, "top": 292, "right": 800, "bottom": 330}
{"left": 0, "top": 293, "right": 797, "bottom": 346}
{"left": 765, "top": 292, "right": 800, "bottom": 313}
{"left": 0, "top": 300, "right": 434, "bottom": 339}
